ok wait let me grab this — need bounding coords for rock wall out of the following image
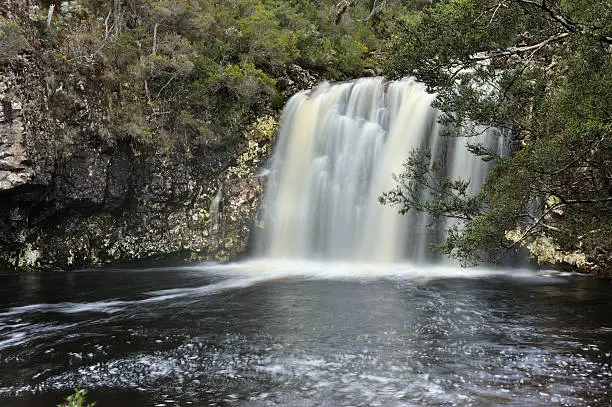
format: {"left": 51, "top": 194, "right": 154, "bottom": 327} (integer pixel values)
{"left": 0, "top": 68, "right": 266, "bottom": 270}
{"left": 0, "top": 94, "right": 29, "bottom": 190}
{"left": 0, "top": 72, "right": 271, "bottom": 270}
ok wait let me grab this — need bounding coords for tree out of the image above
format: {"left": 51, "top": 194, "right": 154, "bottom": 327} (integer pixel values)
{"left": 31, "top": 0, "right": 396, "bottom": 151}
{"left": 383, "top": 0, "right": 611, "bottom": 272}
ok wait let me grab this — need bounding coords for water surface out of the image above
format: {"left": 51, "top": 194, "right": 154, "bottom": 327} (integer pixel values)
{"left": 0, "top": 262, "right": 611, "bottom": 406}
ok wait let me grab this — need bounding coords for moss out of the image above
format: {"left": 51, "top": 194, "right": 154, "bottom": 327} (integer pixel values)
{"left": 248, "top": 115, "right": 278, "bottom": 141}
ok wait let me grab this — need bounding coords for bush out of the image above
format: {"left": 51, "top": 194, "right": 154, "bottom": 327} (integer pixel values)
{"left": 58, "top": 388, "right": 95, "bottom": 407}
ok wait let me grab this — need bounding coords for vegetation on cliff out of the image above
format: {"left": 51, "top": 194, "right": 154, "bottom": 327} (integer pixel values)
{"left": 382, "top": 0, "right": 611, "bottom": 272}
{"left": 2, "top": 0, "right": 426, "bottom": 154}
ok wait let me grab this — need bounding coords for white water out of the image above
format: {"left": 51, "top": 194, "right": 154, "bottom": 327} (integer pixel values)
{"left": 259, "top": 77, "right": 504, "bottom": 263}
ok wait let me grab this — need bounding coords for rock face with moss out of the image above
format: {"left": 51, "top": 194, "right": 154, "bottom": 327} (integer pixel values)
{"left": 0, "top": 9, "right": 287, "bottom": 270}
{"left": 0, "top": 61, "right": 269, "bottom": 270}
{"left": 0, "top": 58, "right": 279, "bottom": 270}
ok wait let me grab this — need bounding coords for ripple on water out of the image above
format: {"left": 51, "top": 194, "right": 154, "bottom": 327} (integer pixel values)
{"left": 0, "top": 329, "right": 606, "bottom": 406}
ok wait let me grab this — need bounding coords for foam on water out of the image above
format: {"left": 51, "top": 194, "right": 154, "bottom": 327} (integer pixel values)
{"left": 0, "top": 261, "right": 561, "bottom": 326}
{"left": 194, "top": 260, "right": 560, "bottom": 283}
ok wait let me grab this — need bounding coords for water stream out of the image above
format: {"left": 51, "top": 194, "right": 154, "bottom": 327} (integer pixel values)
{"left": 0, "top": 264, "right": 611, "bottom": 406}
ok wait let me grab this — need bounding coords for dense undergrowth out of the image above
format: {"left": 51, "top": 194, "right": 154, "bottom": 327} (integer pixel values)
{"left": 1, "top": 0, "right": 425, "bottom": 154}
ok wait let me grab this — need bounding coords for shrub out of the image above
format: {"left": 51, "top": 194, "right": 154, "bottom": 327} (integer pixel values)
{"left": 58, "top": 388, "right": 95, "bottom": 407}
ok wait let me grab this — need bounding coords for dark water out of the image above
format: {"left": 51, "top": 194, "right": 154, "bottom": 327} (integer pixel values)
{"left": 0, "top": 261, "right": 611, "bottom": 406}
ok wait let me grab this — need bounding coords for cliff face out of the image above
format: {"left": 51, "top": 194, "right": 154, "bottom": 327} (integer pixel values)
{"left": 0, "top": 4, "right": 318, "bottom": 271}
{"left": 0, "top": 58, "right": 267, "bottom": 270}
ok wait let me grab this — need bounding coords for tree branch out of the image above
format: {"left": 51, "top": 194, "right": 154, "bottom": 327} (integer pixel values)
{"left": 513, "top": 0, "right": 612, "bottom": 44}
{"left": 152, "top": 22, "right": 160, "bottom": 55}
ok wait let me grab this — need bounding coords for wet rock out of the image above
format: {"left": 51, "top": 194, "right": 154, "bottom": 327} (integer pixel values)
{"left": 0, "top": 84, "right": 32, "bottom": 190}
{"left": 277, "top": 64, "right": 318, "bottom": 98}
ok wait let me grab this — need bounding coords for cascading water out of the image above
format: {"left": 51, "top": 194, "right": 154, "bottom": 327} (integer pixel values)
{"left": 258, "top": 77, "right": 504, "bottom": 263}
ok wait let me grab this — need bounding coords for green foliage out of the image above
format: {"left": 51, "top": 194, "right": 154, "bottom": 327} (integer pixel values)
{"left": 28, "top": 0, "right": 428, "bottom": 154}
{"left": 58, "top": 388, "right": 95, "bottom": 407}
{"left": 381, "top": 149, "right": 484, "bottom": 222}
{"left": 384, "top": 0, "right": 612, "bottom": 271}
{"left": 236, "top": 2, "right": 300, "bottom": 72}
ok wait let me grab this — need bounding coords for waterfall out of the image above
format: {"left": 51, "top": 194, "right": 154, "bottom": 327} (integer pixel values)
{"left": 258, "top": 77, "right": 504, "bottom": 263}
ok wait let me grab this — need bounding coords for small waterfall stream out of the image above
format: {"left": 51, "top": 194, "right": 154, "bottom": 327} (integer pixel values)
{"left": 259, "top": 77, "right": 504, "bottom": 263}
